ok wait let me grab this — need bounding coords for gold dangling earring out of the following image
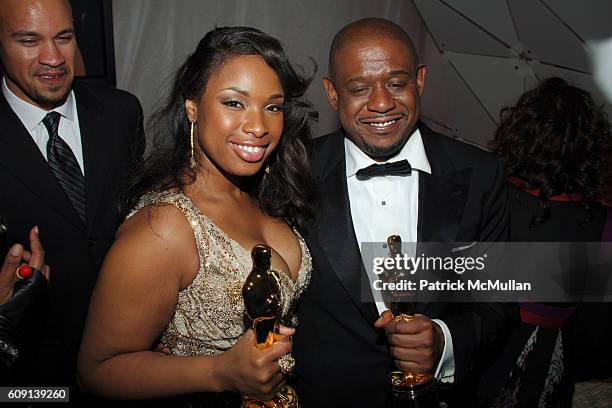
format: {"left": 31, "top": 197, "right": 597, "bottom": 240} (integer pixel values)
{"left": 265, "top": 163, "right": 271, "bottom": 174}
{"left": 189, "top": 121, "right": 196, "bottom": 169}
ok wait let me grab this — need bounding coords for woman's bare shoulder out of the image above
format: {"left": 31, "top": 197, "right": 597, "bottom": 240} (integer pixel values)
{"left": 104, "top": 203, "right": 199, "bottom": 284}
{"left": 120, "top": 202, "right": 195, "bottom": 244}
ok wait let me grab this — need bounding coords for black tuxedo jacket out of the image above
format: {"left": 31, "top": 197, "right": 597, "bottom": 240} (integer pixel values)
{"left": 293, "top": 125, "right": 516, "bottom": 407}
{"left": 0, "top": 82, "right": 144, "bottom": 388}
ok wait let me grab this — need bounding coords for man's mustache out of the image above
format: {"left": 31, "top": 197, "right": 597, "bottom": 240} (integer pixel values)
{"left": 33, "top": 66, "right": 68, "bottom": 76}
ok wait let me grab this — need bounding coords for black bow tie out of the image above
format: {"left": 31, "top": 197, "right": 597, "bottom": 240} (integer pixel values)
{"left": 355, "top": 159, "right": 412, "bottom": 181}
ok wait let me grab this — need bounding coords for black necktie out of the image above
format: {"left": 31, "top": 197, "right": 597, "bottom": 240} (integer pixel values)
{"left": 355, "top": 159, "right": 412, "bottom": 181}
{"left": 43, "top": 112, "right": 86, "bottom": 223}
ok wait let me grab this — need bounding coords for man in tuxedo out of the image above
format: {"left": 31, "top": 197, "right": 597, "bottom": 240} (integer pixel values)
{"left": 293, "top": 18, "right": 515, "bottom": 406}
{"left": 0, "top": 0, "right": 144, "bottom": 393}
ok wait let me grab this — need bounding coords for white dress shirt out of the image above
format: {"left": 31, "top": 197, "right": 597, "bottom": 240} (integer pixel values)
{"left": 2, "top": 77, "right": 84, "bottom": 174}
{"left": 344, "top": 128, "right": 455, "bottom": 382}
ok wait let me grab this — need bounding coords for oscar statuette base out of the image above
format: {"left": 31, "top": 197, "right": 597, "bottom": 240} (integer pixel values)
{"left": 388, "top": 370, "right": 438, "bottom": 408}
{"left": 242, "top": 384, "right": 298, "bottom": 408}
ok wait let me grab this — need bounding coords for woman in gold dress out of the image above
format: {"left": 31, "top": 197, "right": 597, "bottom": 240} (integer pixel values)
{"left": 77, "top": 26, "right": 315, "bottom": 406}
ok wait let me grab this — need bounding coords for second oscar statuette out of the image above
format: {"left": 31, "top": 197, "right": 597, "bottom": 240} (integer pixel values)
{"left": 384, "top": 235, "right": 437, "bottom": 408}
{"left": 242, "top": 244, "right": 298, "bottom": 408}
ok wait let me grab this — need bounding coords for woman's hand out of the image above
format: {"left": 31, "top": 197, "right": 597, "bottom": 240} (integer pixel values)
{"left": 0, "top": 226, "right": 50, "bottom": 305}
{"left": 0, "top": 226, "right": 50, "bottom": 367}
{"left": 215, "top": 325, "right": 295, "bottom": 401}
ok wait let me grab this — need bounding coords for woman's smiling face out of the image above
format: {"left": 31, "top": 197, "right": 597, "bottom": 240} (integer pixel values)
{"left": 186, "top": 54, "right": 284, "bottom": 177}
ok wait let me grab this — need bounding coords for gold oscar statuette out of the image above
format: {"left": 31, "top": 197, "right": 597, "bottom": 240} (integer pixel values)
{"left": 384, "top": 235, "right": 436, "bottom": 407}
{"left": 242, "top": 244, "right": 298, "bottom": 408}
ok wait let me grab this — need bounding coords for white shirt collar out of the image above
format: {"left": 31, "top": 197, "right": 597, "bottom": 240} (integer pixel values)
{"left": 2, "top": 76, "right": 76, "bottom": 132}
{"left": 344, "top": 127, "right": 432, "bottom": 178}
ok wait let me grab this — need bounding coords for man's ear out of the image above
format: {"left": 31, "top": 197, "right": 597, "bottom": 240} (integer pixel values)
{"left": 322, "top": 76, "right": 339, "bottom": 111}
{"left": 185, "top": 99, "right": 197, "bottom": 122}
{"left": 416, "top": 64, "right": 427, "bottom": 97}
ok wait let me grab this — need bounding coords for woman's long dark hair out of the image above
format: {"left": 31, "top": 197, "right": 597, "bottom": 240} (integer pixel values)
{"left": 490, "top": 77, "right": 612, "bottom": 226}
{"left": 121, "top": 26, "right": 317, "bottom": 231}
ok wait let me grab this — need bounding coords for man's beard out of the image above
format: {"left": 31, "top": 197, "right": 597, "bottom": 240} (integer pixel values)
{"left": 361, "top": 135, "right": 410, "bottom": 160}
{"left": 33, "top": 87, "right": 70, "bottom": 109}
{"left": 31, "top": 67, "right": 71, "bottom": 108}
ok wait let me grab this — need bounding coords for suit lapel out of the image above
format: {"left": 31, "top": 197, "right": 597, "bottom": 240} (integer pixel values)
{"left": 315, "top": 132, "right": 380, "bottom": 325}
{"left": 416, "top": 125, "right": 472, "bottom": 314}
{"left": 417, "top": 169, "right": 472, "bottom": 243}
{"left": 0, "top": 93, "right": 83, "bottom": 230}
{"left": 417, "top": 126, "right": 472, "bottom": 243}
{"left": 74, "top": 84, "right": 106, "bottom": 234}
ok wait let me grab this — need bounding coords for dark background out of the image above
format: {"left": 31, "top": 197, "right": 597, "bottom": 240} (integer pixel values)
{"left": 69, "top": 0, "right": 116, "bottom": 86}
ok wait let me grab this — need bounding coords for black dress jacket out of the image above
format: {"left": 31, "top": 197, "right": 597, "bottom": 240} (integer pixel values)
{"left": 293, "top": 125, "right": 516, "bottom": 407}
{"left": 0, "top": 81, "right": 144, "bottom": 390}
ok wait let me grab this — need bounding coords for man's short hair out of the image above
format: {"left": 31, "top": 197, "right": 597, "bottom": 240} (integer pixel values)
{"left": 328, "top": 18, "right": 419, "bottom": 79}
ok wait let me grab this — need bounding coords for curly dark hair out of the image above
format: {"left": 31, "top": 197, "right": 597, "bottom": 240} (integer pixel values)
{"left": 121, "top": 26, "right": 317, "bottom": 232}
{"left": 490, "top": 77, "right": 612, "bottom": 226}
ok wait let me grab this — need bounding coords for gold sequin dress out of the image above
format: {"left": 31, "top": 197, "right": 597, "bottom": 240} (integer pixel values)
{"left": 127, "top": 190, "right": 312, "bottom": 358}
